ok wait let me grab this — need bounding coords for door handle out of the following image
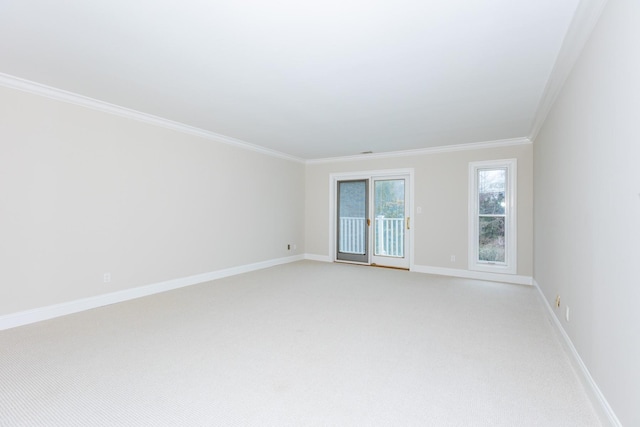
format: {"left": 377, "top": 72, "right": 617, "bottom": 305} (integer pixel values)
{"left": 406, "top": 217, "right": 410, "bottom": 230}
{"left": 367, "top": 218, "right": 371, "bottom": 226}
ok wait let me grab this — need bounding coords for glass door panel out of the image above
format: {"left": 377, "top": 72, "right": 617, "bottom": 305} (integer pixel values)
{"left": 371, "top": 177, "right": 409, "bottom": 269}
{"left": 336, "top": 180, "right": 368, "bottom": 263}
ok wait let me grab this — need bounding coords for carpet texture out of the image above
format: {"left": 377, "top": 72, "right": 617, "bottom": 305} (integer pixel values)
{"left": 0, "top": 261, "right": 601, "bottom": 426}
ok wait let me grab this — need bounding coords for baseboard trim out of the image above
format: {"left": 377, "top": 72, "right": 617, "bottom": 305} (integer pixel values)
{"left": 304, "top": 254, "right": 332, "bottom": 263}
{"left": 0, "top": 254, "right": 304, "bottom": 331}
{"left": 533, "top": 280, "right": 621, "bottom": 427}
{"left": 411, "top": 265, "right": 533, "bottom": 285}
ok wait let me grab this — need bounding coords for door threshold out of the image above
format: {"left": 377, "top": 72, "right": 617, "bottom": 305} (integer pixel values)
{"left": 334, "top": 260, "right": 409, "bottom": 271}
{"left": 334, "top": 260, "right": 369, "bottom": 266}
{"left": 370, "top": 263, "right": 410, "bottom": 271}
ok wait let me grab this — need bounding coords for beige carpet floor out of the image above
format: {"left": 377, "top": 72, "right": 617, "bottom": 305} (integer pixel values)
{"left": 0, "top": 261, "right": 601, "bottom": 426}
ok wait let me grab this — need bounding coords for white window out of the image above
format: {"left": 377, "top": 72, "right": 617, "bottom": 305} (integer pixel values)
{"left": 468, "top": 159, "right": 517, "bottom": 274}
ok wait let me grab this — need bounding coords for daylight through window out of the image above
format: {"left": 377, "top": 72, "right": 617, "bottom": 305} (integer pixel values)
{"left": 468, "top": 159, "right": 517, "bottom": 274}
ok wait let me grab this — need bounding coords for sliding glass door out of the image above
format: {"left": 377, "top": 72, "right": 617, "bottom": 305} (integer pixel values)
{"left": 335, "top": 173, "right": 410, "bottom": 269}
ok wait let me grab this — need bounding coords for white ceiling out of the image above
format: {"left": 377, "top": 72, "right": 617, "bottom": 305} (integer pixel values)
{"left": 0, "top": 0, "right": 585, "bottom": 160}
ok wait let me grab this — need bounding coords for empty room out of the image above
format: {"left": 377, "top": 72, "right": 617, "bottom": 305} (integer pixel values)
{"left": 0, "top": 0, "right": 637, "bottom": 426}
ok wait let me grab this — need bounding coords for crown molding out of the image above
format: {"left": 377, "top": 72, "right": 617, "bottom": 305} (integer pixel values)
{"left": 0, "top": 72, "right": 533, "bottom": 164}
{"left": 0, "top": 73, "right": 304, "bottom": 164}
{"left": 528, "top": 0, "right": 609, "bottom": 142}
{"left": 305, "top": 137, "right": 532, "bottom": 165}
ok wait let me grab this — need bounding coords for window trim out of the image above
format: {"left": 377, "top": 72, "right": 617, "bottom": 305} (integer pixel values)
{"left": 468, "top": 159, "right": 517, "bottom": 275}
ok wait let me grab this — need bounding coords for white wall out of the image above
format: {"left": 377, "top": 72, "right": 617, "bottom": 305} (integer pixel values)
{"left": 0, "top": 86, "right": 305, "bottom": 317}
{"left": 533, "top": 0, "right": 640, "bottom": 425}
{"left": 305, "top": 144, "right": 533, "bottom": 278}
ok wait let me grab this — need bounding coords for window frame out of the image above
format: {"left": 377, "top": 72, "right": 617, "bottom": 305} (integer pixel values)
{"left": 468, "top": 159, "right": 517, "bottom": 275}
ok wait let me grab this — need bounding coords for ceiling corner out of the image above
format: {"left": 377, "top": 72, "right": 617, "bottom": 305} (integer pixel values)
{"left": 528, "top": 0, "right": 609, "bottom": 142}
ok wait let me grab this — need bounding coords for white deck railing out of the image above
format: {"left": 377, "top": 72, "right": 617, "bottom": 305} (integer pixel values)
{"left": 339, "top": 217, "right": 367, "bottom": 254}
{"left": 375, "top": 216, "right": 404, "bottom": 257}
{"left": 339, "top": 216, "right": 404, "bottom": 257}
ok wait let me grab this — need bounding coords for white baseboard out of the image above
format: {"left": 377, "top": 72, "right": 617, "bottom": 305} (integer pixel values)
{"left": 412, "top": 264, "right": 533, "bottom": 286}
{"left": 533, "top": 280, "right": 621, "bottom": 427}
{"left": 304, "top": 253, "right": 332, "bottom": 263}
{"left": 0, "top": 254, "right": 304, "bottom": 331}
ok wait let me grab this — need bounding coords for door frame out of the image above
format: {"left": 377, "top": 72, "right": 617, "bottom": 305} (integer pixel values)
{"left": 329, "top": 168, "right": 415, "bottom": 270}
{"left": 370, "top": 175, "right": 411, "bottom": 269}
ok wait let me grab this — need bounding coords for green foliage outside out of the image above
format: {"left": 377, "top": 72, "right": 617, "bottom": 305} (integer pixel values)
{"left": 479, "top": 216, "right": 505, "bottom": 262}
{"left": 375, "top": 180, "right": 404, "bottom": 218}
{"left": 479, "top": 189, "right": 506, "bottom": 262}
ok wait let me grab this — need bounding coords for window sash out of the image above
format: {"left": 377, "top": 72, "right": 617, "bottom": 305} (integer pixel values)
{"left": 468, "top": 159, "right": 517, "bottom": 274}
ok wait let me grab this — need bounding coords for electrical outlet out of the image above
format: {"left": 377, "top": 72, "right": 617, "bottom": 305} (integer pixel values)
{"left": 103, "top": 273, "right": 111, "bottom": 283}
{"left": 287, "top": 244, "right": 291, "bottom": 250}
{"left": 293, "top": 244, "right": 297, "bottom": 250}
{"left": 566, "top": 306, "right": 570, "bottom": 322}
{"left": 450, "top": 255, "right": 456, "bottom": 262}
{"left": 555, "top": 295, "right": 561, "bottom": 308}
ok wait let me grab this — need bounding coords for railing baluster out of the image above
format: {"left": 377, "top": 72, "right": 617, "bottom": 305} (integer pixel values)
{"left": 375, "top": 218, "right": 406, "bottom": 257}
{"left": 339, "top": 217, "right": 367, "bottom": 254}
